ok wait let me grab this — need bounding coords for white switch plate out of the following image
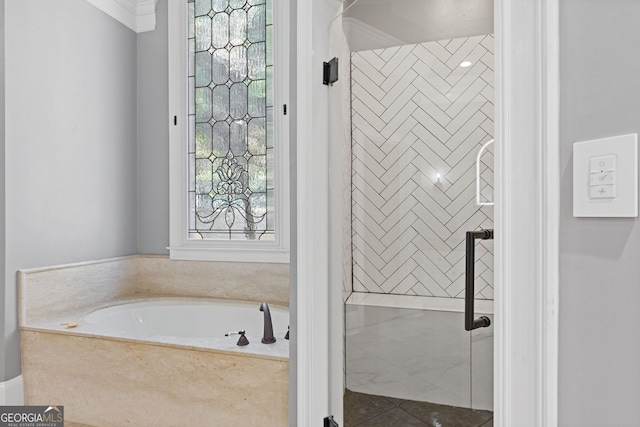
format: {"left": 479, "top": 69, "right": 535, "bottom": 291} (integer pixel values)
{"left": 573, "top": 133, "right": 638, "bottom": 217}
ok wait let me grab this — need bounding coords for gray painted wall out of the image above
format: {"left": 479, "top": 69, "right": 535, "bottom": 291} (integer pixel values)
{"left": 137, "top": 0, "right": 170, "bottom": 254}
{"left": 559, "top": 1, "right": 640, "bottom": 425}
{"left": 3, "top": 0, "right": 138, "bottom": 381}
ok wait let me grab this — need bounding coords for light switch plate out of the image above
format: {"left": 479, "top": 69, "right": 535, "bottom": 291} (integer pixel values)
{"left": 573, "top": 133, "right": 638, "bottom": 217}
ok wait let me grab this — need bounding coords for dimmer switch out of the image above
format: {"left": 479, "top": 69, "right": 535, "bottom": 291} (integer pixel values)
{"left": 588, "top": 155, "right": 616, "bottom": 199}
{"left": 573, "top": 134, "right": 638, "bottom": 217}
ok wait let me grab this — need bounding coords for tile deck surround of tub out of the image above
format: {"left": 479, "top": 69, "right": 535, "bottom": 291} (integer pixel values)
{"left": 22, "top": 330, "right": 288, "bottom": 427}
{"left": 18, "top": 255, "right": 290, "bottom": 360}
{"left": 18, "top": 255, "right": 290, "bottom": 426}
{"left": 19, "top": 254, "right": 289, "bottom": 323}
{"left": 21, "top": 295, "right": 290, "bottom": 361}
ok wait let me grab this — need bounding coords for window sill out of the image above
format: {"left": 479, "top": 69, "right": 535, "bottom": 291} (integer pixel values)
{"left": 168, "top": 246, "right": 290, "bottom": 264}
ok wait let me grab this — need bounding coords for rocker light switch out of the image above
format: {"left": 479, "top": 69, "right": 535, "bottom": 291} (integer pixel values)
{"left": 573, "top": 134, "right": 638, "bottom": 217}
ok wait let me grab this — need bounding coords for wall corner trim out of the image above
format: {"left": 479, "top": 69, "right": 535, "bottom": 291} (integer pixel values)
{"left": 0, "top": 375, "right": 24, "bottom": 406}
{"left": 86, "top": 0, "right": 159, "bottom": 33}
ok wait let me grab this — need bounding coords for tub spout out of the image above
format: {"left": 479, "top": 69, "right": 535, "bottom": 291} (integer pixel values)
{"left": 259, "top": 302, "right": 276, "bottom": 344}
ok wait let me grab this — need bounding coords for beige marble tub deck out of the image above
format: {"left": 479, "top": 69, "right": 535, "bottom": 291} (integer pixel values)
{"left": 19, "top": 255, "right": 289, "bottom": 427}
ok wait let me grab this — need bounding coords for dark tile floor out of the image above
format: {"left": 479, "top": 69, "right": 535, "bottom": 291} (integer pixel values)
{"left": 344, "top": 390, "right": 493, "bottom": 427}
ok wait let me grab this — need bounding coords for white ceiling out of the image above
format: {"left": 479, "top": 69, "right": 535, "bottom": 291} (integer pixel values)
{"left": 342, "top": 0, "right": 494, "bottom": 51}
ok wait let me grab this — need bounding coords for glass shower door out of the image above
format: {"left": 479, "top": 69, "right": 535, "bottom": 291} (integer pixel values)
{"left": 345, "top": 302, "right": 473, "bottom": 404}
{"left": 336, "top": 0, "right": 496, "bottom": 424}
{"left": 345, "top": 301, "right": 494, "bottom": 424}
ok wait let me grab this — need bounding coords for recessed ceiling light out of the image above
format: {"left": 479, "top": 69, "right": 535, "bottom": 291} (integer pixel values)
{"left": 460, "top": 61, "right": 472, "bottom": 68}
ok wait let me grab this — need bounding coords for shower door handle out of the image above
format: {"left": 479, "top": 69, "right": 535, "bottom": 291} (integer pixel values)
{"left": 464, "top": 229, "right": 493, "bottom": 331}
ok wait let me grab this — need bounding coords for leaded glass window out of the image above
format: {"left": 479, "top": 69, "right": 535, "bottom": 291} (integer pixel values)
{"left": 187, "top": 0, "right": 274, "bottom": 241}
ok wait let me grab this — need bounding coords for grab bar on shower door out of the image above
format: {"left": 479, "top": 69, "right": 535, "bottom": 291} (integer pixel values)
{"left": 465, "top": 229, "right": 493, "bottom": 331}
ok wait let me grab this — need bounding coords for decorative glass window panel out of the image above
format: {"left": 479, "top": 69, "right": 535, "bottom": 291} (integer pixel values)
{"left": 187, "top": 0, "right": 274, "bottom": 241}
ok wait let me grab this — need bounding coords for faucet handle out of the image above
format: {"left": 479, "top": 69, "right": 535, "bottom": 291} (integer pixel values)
{"left": 225, "top": 330, "right": 249, "bottom": 346}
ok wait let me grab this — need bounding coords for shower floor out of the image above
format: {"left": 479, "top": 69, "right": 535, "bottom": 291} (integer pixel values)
{"left": 344, "top": 390, "right": 493, "bottom": 427}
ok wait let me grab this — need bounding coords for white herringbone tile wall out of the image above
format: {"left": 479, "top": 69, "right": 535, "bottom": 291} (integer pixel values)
{"left": 352, "top": 35, "right": 494, "bottom": 300}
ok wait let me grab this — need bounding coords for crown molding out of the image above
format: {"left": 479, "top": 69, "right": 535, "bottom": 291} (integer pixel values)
{"left": 86, "top": 0, "right": 158, "bottom": 33}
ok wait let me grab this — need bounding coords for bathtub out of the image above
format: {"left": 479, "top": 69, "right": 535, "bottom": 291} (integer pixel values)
{"left": 20, "top": 297, "right": 290, "bottom": 426}
{"left": 83, "top": 298, "right": 289, "bottom": 356}
{"left": 346, "top": 292, "right": 493, "bottom": 411}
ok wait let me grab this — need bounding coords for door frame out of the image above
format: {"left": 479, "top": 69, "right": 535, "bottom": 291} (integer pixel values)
{"left": 295, "top": 0, "right": 560, "bottom": 425}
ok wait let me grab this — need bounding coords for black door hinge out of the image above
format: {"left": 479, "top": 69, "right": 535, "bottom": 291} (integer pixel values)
{"left": 323, "top": 57, "right": 339, "bottom": 86}
{"left": 283, "top": 104, "right": 287, "bottom": 115}
{"left": 324, "top": 415, "right": 339, "bottom": 427}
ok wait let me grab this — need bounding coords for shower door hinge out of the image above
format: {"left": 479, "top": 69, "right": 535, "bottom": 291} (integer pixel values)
{"left": 324, "top": 415, "right": 339, "bottom": 427}
{"left": 323, "top": 57, "right": 339, "bottom": 85}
